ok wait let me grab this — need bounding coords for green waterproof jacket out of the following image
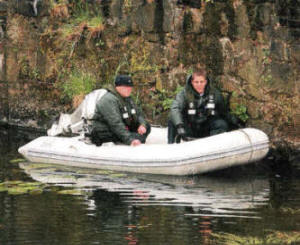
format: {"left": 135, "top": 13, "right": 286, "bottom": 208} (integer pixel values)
{"left": 89, "top": 86, "right": 148, "bottom": 145}
{"left": 169, "top": 75, "right": 228, "bottom": 128}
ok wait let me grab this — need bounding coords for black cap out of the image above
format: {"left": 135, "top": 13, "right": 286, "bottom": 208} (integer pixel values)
{"left": 115, "top": 75, "right": 133, "bottom": 87}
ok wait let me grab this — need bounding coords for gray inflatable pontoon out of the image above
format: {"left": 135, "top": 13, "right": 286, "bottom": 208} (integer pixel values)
{"left": 18, "top": 127, "right": 269, "bottom": 176}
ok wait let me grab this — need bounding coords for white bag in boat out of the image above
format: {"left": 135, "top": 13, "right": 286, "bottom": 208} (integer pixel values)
{"left": 47, "top": 89, "right": 107, "bottom": 136}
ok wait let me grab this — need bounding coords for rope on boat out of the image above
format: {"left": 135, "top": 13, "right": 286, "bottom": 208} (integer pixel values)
{"left": 239, "top": 129, "right": 254, "bottom": 163}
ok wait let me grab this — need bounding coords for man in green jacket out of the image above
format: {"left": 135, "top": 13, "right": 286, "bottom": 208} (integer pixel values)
{"left": 89, "top": 75, "right": 151, "bottom": 146}
{"left": 168, "top": 68, "right": 229, "bottom": 143}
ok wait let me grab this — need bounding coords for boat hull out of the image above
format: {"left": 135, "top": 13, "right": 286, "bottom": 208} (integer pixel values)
{"left": 18, "top": 128, "right": 269, "bottom": 175}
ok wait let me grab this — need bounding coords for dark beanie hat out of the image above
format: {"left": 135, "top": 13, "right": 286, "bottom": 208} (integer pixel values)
{"left": 115, "top": 75, "right": 133, "bottom": 87}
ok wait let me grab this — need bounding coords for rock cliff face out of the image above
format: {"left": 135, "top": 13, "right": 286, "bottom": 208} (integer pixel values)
{"left": 0, "top": 0, "right": 298, "bottom": 151}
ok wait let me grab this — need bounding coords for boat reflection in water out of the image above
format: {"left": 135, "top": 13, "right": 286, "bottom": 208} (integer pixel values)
{"left": 19, "top": 162, "right": 269, "bottom": 219}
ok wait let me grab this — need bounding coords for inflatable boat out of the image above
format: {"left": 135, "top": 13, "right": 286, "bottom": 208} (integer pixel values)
{"left": 18, "top": 127, "right": 269, "bottom": 176}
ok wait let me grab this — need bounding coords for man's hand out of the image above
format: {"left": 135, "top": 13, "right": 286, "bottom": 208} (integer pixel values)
{"left": 137, "top": 125, "right": 147, "bottom": 135}
{"left": 131, "top": 139, "right": 141, "bottom": 146}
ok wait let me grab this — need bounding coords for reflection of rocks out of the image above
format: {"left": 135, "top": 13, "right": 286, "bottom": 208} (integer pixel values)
{"left": 0, "top": 125, "right": 45, "bottom": 154}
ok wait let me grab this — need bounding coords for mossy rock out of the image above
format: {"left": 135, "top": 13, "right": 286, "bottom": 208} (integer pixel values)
{"left": 57, "top": 189, "right": 84, "bottom": 195}
{"left": 1, "top": 180, "right": 23, "bottom": 186}
{"left": 211, "top": 231, "right": 300, "bottom": 244}
{"left": 29, "top": 189, "right": 44, "bottom": 195}
{"left": 8, "top": 187, "right": 30, "bottom": 195}
{"left": 18, "top": 182, "right": 44, "bottom": 187}
{"left": 0, "top": 180, "right": 45, "bottom": 195}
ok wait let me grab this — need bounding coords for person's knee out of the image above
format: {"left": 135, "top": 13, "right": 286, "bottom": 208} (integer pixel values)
{"left": 167, "top": 120, "right": 177, "bottom": 144}
{"left": 210, "top": 119, "right": 228, "bottom": 135}
{"left": 217, "top": 119, "right": 229, "bottom": 131}
{"left": 168, "top": 120, "right": 175, "bottom": 128}
{"left": 145, "top": 122, "right": 151, "bottom": 135}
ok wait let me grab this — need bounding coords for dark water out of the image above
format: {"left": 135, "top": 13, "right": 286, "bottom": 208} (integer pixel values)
{"left": 1, "top": 127, "right": 300, "bottom": 245}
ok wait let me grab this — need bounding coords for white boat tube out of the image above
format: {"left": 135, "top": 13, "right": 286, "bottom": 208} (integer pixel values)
{"left": 18, "top": 127, "right": 269, "bottom": 176}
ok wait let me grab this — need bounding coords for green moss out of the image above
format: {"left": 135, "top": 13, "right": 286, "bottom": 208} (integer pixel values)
{"left": 162, "top": 86, "right": 184, "bottom": 110}
{"left": 0, "top": 179, "right": 89, "bottom": 196}
{"left": 231, "top": 104, "right": 249, "bottom": 122}
{"left": 279, "top": 207, "right": 300, "bottom": 215}
{"left": 66, "top": 0, "right": 103, "bottom": 35}
{"left": 49, "top": 0, "right": 68, "bottom": 8}
{"left": 8, "top": 187, "right": 29, "bottom": 195}
{"left": 1, "top": 180, "right": 23, "bottom": 186}
{"left": 57, "top": 189, "right": 84, "bottom": 195}
{"left": 60, "top": 70, "right": 97, "bottom": 100}
{"left": 46, "top": 1, "right": 104, "bottom": 99}
{"left": 72, "top": 12, "right": 103, "bottom": 30}
{"left": 87, "top": 16, "right": 103, "bottom": 28}
{"left": 0, "top": 181, "right": 45, "bottom": 195}
{"left": 229, "top": 92, "right": 249, "bottom": 122}
{"left": 211, "top": 232, "right": 262, "bottom": 244}
{"left": 211, "top": 231, "right": 300, "bottom": 245}
{"left": 152, "top": 85, "right": 184, "bottom": 112}
{"left": 18, "top": 58, "right": 41, "bottom": 80}
{"left": 18, "top": 182, "right": 41, "bottom": 187}
{"left": 60, "top": 24, "right": 76, "bottom": 39}
{"left": 29, "top": 189, "right": 44, "bottom": 195}
{"left": 118, "top": 46, "right": 160, "bottom": 76}
{"left": 9, "top": 158, "right": 26, "bottom": 164}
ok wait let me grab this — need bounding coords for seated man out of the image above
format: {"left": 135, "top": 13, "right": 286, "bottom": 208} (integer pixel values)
{"left": 88, "top": 75, "right": 151, "bottom": 146}
{"left": 168, "top": 68, "right": 229, "bottom": 143}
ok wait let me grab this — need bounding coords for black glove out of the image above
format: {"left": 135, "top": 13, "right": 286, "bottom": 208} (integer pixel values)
{"left": 176, "top": 124, "right": 187, "bottom": 141}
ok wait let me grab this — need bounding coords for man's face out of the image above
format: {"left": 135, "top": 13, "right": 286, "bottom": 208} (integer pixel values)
{"left": 116, "top": 86, "right": 133, "bottom": 97}
{"left": 191, "top": 75, "right": 207, "bottom": 94}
